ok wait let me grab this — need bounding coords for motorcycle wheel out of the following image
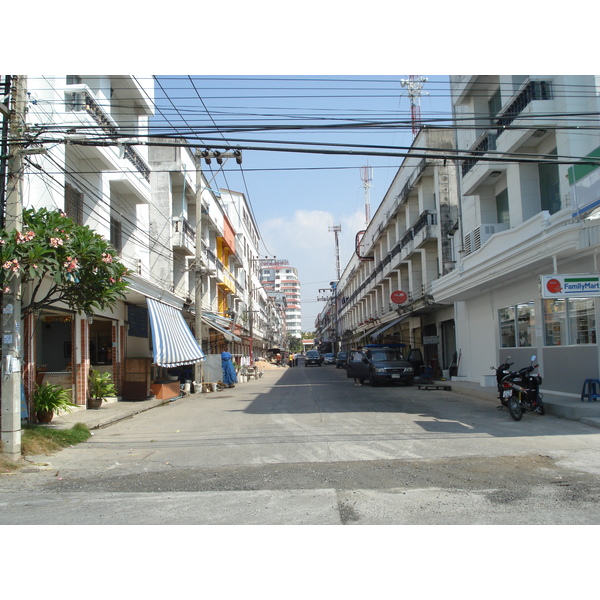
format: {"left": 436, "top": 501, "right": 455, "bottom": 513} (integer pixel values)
{"left": 507, "top": 395, "right": 523, "bottom": 421}
{"left": 535, "top": 403, "right": 545, "bottom": 415}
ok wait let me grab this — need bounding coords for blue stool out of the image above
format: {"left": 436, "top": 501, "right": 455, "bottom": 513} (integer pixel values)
{"left": 581, "top": 379, "right": 600, "bottom": 402}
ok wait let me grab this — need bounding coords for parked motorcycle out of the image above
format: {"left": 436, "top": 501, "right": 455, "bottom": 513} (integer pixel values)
{"left": 491, "top": 356, "right": 514, "bottom": 409}
{"left": 500, "top": 355, "right": 545, "bottom": 421}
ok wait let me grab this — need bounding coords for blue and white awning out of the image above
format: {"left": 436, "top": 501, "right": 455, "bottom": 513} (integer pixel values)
{"left": 147, "top": 298, "right": 204, "bottom": 367}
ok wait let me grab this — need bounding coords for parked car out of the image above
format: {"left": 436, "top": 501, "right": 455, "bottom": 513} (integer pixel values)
{"left": 335, "top": 352, "right": 348, "bottom": 368}
{"left": 345, "top": 344, "right": 415, "bottom": 386}
{"left": 304, "top": 350, "right": 322, "bottom": 367}
{"left": 323, "top": 353, "right": 335, "bottom": 364}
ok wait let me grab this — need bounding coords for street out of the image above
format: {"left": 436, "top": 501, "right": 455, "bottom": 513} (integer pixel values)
{"left": 2, "top": 361, "right": 600, "bottom": 525}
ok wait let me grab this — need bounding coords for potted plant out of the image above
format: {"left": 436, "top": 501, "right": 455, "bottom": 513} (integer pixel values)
{"left": 32, "top": 382, "right": 76, "bottom": 424}
{"left": 88, "top": 368, "right": 117, "bottom": 409}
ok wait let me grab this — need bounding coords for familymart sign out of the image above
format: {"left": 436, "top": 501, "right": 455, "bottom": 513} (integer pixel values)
{"left": 541, "top": 274, "right": 600, "bottom": 298}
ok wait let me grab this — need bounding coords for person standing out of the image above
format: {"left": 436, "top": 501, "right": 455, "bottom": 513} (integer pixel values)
{"left": 350, "top": 349, "right": 363, "bottom": 386}
{"left": 221, "top": 351, "right": 237, "bottom": 388}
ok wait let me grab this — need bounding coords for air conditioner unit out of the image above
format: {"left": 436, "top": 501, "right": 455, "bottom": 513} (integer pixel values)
{"left": 463, "top": 223, "right": 509, "bottom": 255}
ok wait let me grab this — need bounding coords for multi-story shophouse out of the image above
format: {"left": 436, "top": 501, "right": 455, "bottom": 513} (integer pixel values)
{"left": 433, "top": 75, "right": 600, "bottom": 398}
{"left": 148, "top": 144, "right": 245, "bottom": 366}
{"left": 260, "top": 261, "right": 302, "bottom": 339}
{"left": 13, "top": 75, "right": 197, "bottom": 412}
{"left": 335, "top": 128, "right": 460, "bottom": 376}
{"left": 314, "top": 298, "right": 336, "bottom": 354}
{"left": 264, "top": 291, "right": 288, "bottom": 351}
{"left": 10, "top": 75, "right": 279, "bottom": 424}
{"left": 217, "top": 189, "right": 283, "bottom": 361}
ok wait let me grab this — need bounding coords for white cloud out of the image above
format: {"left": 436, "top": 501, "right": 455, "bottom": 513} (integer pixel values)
{"left": 261, "top": 208, "right": 365, "bottom": 330}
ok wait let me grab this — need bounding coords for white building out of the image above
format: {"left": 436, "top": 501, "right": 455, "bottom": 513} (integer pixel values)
{"left": 336, "top": 128, "right": 460, "bottom": 375}
{"left": 19, "top": 75, "right": 164, "bottom": 407}
{"left": 260, "top": 261, "right": 302, "bottom": 339}
{"left": 433, "top": 75, "right": 600, "bottom": 397}
{"left": 13, "top": 75, "right": 280, "bottom": 416}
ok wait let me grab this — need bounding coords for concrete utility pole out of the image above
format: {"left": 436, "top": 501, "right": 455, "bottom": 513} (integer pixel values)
{"left": 193, "top": 149, "right": 242, "bottom": 381}
{"left": 194, "top": 159, "right": 204, "bottom": 388}
{"left": 1, "top": 75, "right": 26, "bottom": 460}
{"left": 328, "top": 225, "right": 341, "bottom": 354}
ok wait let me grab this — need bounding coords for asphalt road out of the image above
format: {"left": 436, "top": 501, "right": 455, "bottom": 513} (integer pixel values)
{"left": 2, "top": 361, "right": 600, "bottom": 525}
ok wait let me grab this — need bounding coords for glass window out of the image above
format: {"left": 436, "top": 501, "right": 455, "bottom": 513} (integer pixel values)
{"left": 496, "top": 188, "right": 510, "bottom": 225}
{"left": 499, "top": 306, "right": 516, "bottom": 347}
{"left": 569, "top": 298, "right": 596, "bottom": 345}
{"left": 539, "top": 148, "right": 561, "bottom": 215}
{"left": 499, "top": 303, "right": 535, "bottom": 347}
{"left": 488, "top": 88, "right": 502, "bottom": 124}
{"left": 544, "top": 298, "right": 566, "bottom": 346}
{"left": 544, "top": 297, "right": 596, "bottom": 346}
{"left": 517, "top": 302, "right": 535, "bottom": 347}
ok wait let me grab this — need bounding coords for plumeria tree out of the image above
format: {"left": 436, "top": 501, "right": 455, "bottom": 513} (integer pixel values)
{"left": 0, "top": 207, "right": 130, "bottom": 319}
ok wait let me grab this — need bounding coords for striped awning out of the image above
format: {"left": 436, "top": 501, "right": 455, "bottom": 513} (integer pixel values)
{"left": 147, "top": 298, "right": 205, "bottom": 367}
{"left": 202, "top": 314, "right": 242, "bottom": 342}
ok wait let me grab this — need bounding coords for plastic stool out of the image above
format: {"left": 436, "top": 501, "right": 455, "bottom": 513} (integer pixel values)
{"left": 581, "top": 379, "right": 600, "bottom": 402}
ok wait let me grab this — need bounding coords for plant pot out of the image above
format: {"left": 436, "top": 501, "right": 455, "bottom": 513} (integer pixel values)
{"left": 36, "top": 409, "right": 54, "bottom": 424}
{"left": 87, "top": 397, "right": 103, "bottom": 410}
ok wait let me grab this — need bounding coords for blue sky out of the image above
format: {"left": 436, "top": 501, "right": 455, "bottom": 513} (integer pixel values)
{"left": 13, "top": 3, "right": 581, "bottom": 331}
{"left": 152, "top": 75, "right": 454, "bottom": 330}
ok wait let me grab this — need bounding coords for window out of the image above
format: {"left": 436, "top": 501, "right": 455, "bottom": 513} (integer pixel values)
{"left": 499, "top": 302, "right": 535, "bottom": 347}
{"left": 110, "top": 217, "right": 123, "bottom": 254}
{"left": 544, "top": 298, "right": 596, "bottom": 346}
{"left": 496, "top": 188, "right": 509, "bottom": 225}
{"left": 499, "top": 306, "right": 516, "bottom": 347}
{"left": 488, "top": 88, "right": 502, "bottom": 126}
{"left": 539, "top": 148, "right": 561, "bottom": 215}
{"left": 65, "top": 183, "right": 83, "bottom": 225}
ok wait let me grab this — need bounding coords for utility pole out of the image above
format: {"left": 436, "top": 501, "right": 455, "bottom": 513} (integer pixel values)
{"left": 360, "top": 165, "right": 372, "bottom": 226}
{"left": 329, "top": 224, "right": 341, "bottom": 280}
{"left": 193, "top": 158, "right": 204, "bottom": 388}
{"left": 248, "top": 260, "right": 254, "bottom": 365}
{"left": 328, "top": 224, "right": 341, "bottom": 355}
{"left": 193, "top": 149, "right": 242, "bottom": 380}
{"left": 1, "top": 75, "right": 26, "bottom": 460}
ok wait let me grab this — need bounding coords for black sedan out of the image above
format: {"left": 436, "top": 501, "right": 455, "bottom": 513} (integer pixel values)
{"left": 304, "top": 350, "right": 322, "bottom": 367}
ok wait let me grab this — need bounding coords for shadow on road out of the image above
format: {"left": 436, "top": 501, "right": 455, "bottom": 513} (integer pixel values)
{"left": 241, "top": 363, "right": 596, "bottom": 440}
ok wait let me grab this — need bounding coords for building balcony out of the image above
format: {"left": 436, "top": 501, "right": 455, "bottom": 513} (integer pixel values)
{"left": 461, "top": 130, "right": 497, "bottom": 177}
{"left": 172, "top": 217, "right": 195, "bottom": 256}
{"left": 64, "top": 84, "right": 150, "bottom": 182}
{"left": 493, "top": 80, "right": 555, "bottom": 155}
{"left": 412, "top": 211, "right": 438, "bottom": 248}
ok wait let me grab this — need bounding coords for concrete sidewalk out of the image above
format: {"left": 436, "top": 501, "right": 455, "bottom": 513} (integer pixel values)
{"left": 42, "top": 377, "right": 600, "bottom": 432}
{"left": 448, "top": 378, "right": 600, "bottom": 429}
{"left": 47, "top": 395, "right": 178, "bottom": 430}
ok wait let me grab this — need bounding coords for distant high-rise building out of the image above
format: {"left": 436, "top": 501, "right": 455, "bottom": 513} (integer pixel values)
{"left": 260, "top": 260, "right": 302, "bottom": 338}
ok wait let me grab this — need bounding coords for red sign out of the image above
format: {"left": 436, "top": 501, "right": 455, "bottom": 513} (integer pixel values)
{"left": 391, "top": 290, "right": 407, "bottom": 304}
{"left": 546, "top": 278, "right": 562, "bottom": 294}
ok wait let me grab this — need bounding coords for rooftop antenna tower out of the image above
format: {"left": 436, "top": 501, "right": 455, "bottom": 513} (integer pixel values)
{"left": 401, "top": 75, "right": 428, "bottom": 138}
{"left": 360, "top": 164, "right": 373, "bottom": 225}
{"left": 329, "top": 224, "right": 342, "bottom": 280}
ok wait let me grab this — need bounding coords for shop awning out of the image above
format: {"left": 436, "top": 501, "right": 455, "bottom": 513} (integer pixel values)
{"left": 202, "top": 314, "right": 242, "bottom": 342}
{"left": 147, "top": 298, "right": 205, "bottom": 367}
{"left": 369, "top": 316, "right": 404, "bottom": 339}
